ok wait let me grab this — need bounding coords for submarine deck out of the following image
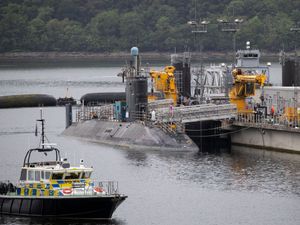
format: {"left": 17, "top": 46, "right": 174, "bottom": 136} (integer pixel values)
{"left": 63, "top": 120, "right": 198, "bottom": 152}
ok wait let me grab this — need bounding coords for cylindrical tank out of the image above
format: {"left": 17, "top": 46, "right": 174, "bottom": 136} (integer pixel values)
{"left": 282, "top": 57, "right": 300, "bottom": 86}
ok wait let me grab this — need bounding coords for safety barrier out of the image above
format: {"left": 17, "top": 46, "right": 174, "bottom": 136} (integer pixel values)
{"left": 234, "top": 113, "right": 300, "bottom": 130}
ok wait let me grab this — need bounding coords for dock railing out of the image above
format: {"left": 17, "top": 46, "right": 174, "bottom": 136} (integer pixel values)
{"left": 235, "top": 112, "right": 300, "bottom": 131}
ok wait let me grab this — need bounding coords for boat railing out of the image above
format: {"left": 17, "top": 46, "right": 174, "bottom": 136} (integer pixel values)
{"left": 97, "top": 181, "right": 119, "bottom": 195}
{"left": 14, "top": 179, "right": 121, "bottom": 197}
{"left": 63, "top": 179, "right": 120, "bottom": 196}
{"left": 70, "top": 179, "right": 120, "bottom": 195}
{"left": 1, "top": 180, "right": 121, "bottom": 197}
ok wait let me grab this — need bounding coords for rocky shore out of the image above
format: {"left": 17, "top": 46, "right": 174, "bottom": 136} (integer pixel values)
{"left": 0, "top": 51, "right": 284, "bottom": 63}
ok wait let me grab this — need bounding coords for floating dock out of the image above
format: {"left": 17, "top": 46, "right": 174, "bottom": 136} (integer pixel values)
{"left": 228, "top": 113, "right": 300, "bottom": 154}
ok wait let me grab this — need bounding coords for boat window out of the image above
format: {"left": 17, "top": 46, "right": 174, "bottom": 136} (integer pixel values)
{"left": 82, "top": 172, "right": 91, "bottom": 179}
{"left": 64, "top": 172, "right": 80, "bottom": 179}
{"left": 52, "top": 173, "right": 63, "bottom": 180}
{"left": 28, "top": 170, "right": 35, "bottom": 181}
{"left": 45, "top": 172, "right": 51, "bottom": 179}
{"left": 41, "top": 171, "right": 44, "bottom": 179}
{"left": 20, "top": 169, "right": 27, "bottom": 181}
{"left": 35, "top": 171, "right": 40, "bottom": 181}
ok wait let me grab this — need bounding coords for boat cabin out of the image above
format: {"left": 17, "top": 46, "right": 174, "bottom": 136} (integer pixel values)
{"left": 19, "top": 161, "right": 93, "bottom": 184}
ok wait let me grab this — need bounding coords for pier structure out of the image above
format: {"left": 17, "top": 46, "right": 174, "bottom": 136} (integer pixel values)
{"left": 228, "top": 113, "right": 300, "bottom": 153}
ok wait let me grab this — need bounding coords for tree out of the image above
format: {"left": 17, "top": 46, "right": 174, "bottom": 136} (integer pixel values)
{"left": 0, "top": 0, "right": 298, "bottom": 52}
{"left": 27, "top": 18, "right": 46, "bottom": 51}
{"left": 87, "top": 10, "right": 120, "bottom": 51}
{"left": 153, "top": 16, "right": 173, "bottom": 50}
{"left": 119, "top": 11, "right": 144, "bottom": 49}
{"left": 0, "top": 3, "right": 28, "bottom": 51}
{"left": 45, "top": 19, "right": 85, "bottom": 51}
{"left": 238, "top": 16, "right": 264, "bottom": 49}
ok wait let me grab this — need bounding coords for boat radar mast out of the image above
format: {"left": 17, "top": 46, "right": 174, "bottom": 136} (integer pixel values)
{"left": 23, "top": 110, "right": 61, "bottom": 167}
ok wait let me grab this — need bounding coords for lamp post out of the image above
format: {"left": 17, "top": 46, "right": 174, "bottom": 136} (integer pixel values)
{"left": 217, "top": 18, "right": 243, "bottom": 66}
{"left": 187, "top": 19, "right": 209, "bottom": 52}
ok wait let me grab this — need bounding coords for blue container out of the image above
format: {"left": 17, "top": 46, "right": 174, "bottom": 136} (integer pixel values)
{"left": 114, "top": 101, "right": 127, "bottom": 121}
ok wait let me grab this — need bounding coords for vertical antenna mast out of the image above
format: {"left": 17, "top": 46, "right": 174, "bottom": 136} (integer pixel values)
{"left": 37, "top": 108, "right": 45, "bottom": 149}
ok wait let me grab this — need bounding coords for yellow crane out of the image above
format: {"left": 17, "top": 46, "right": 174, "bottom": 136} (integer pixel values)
{"left": 229, "top": 68, "right": 266, "bottom": 113}
{"left": 149, "top": 66, "right": 178, "bottom": 104}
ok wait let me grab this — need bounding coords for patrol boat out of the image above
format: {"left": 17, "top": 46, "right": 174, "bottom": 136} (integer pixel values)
{"left": 0, "top": 115, "right": 127, "bottom": 219}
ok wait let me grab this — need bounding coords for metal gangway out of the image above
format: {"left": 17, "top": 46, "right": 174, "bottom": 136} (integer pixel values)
{"left": 155, "top": 103, "right": 237, "bottom": 123}
{"left": 76, "top": 101, "right": 237, "bottom": 127}
{"left": 148, "top": 99, "right": 174, "bottom": 111}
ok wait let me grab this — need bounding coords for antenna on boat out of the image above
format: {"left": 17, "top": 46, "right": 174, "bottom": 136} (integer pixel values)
{"left": 37, "top": 108, "right": 45, "bottom": 149}
{"left": 23, "top": 109, "right": 62, "bottom": 166}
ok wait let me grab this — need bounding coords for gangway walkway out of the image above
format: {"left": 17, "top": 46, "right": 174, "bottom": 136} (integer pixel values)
{"left": 155, "top": 104, "right": 237, "bottom": 123}
{"left": 76, "top": 102, "right": 237, "bottom": 125}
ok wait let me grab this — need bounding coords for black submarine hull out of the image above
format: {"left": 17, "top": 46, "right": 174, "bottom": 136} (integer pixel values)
{"left": 0, "top": 94, "right": 57, "bottom": 108}
{"left": 0, "top": 195, "right": 127, "bottom": 219}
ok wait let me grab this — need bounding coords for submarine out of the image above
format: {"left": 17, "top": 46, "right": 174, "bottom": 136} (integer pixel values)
{"left": 63, "top": 47, "right": 198, "bottom": 152}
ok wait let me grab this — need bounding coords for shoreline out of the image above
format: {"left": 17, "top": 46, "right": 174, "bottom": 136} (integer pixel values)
{"left": 0, "top": 51, "right": 292, "bottom": 63}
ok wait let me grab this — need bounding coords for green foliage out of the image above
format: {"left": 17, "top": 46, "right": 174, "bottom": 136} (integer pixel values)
{"left": 87, "top": 10, "right": 120, "bottom": 51}
{"left": 0, "top": 3, "right": 29, "bottom": 51}
{"left": 0, "top": 0, "right": 298, "bottom": 52}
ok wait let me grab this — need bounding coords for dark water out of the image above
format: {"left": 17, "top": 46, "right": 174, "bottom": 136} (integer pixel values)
{"left": 0, "top": 63, "right": 299, "bottom": 225}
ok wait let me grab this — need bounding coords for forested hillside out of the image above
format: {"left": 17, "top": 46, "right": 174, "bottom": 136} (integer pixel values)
{"left": 0, "top": 0, "right": 299, "bottom": 53}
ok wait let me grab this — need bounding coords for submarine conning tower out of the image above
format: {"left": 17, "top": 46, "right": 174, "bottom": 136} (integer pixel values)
{"left": 126, "top": 47, "right": 148, "bottom": 121}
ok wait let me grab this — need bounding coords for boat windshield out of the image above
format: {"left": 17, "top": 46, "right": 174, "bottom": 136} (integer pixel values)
{"left": 52, "top": 173, "right": 64, "bottom": 180}
{"left": 64, "top": 172, "right": 80, "bottom": 179}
